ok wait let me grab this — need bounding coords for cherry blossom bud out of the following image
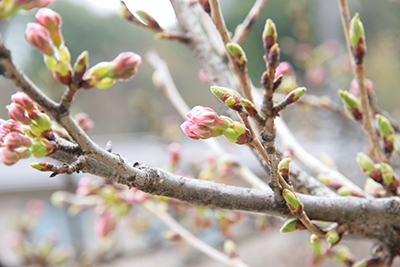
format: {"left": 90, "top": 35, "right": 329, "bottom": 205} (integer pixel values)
{"left": 331, "top": 246, "right": 354, "bottom": 266}
{"left": 168, "top": 142, "right": 181, "bottom": 168}
{"left": 111, "top": 52, "right": 142, "bottom": 79}
{"left": 211, "top": 86, "right": 243, "bottom": 112}
{"left": 35, "top": 8, "right": 62, "bottom": 47}
{"left": 379, "top": 163, "right": 399, "bottom": 191}
{"left": 338, "top": 89, "right": 362, "bottom": 120}
{"left": 262, "top": 19, "right": 277, "bottom": 53}
{"left": 225, "top": 122, "right": 252, "bottom": 145}
{"left": 7, "top": 103, "right": 31, "bottom": 125}
{"left": 186, "top": 105, "right": 219, "bottom": 126}
{"left": 325, "top": 230, "right": 339, "bottom": 244}
{"left": 31, "top": 137, "right": 56, "bottom": 158}
{"left": 95, "top": 211, "right": 116, "bottom": 238}
{"left": 3, "top": 132, "right": 32, "bottom": 149}
{"left": 73, "top": 112, "right": 94, "bottom": 132}
{"left": 82, "top": 62, "right": 114, "bottom": 89}
{"left": 11, "top": 92, "right": 35, "bottom": 111}
{"left": 223, "top": 240, "right": 237, "bottom": 259}
{"left": 0, "top": 147, "right": 20, "bottom": 165}
{"left": 376, "top": 114, "right": 395, "bottom": 156}
{"left": 275, "top": 61, "right": 294, "bottom": 77}
{"left": 356, "top": 152, "right": 381, "bottom": 182}
{"left": 364, "top": 178, "right": 386, "bottom": 198}
{"left": 54, "top": 60, "right": 72, "bottom": 85}
{"left": 180, "top": 121, "right": 212, "bottom": 139}
{"left": 73, "top": 51, "right": 89, "bottom": 81}
{"left": 1, "top": 119, "right": 23, "bottom": 134}
{"left": 25, "top": 22, "right": 55, "bottom": 56}
{"left": 282, "top": 189, "right": 303, "bottom": 217}
{"left": 278, "top": 157, "right": 291, "bottom": 183}
{"left": 135, "top": 10, "right": 162, "bottom": 31}
{"left": 280, "top": 218, "right": 306, "bottom": 233}
{"left": 76, "top": 176, "right": 99, "bottom": 196}
{"left": 226, "top": 42, "right": 247, "bottom": 69}
{"left": 50, "top": 191, "right": 68, "bottom": 207}
{"left": 0, "top": 0, "right": 54, "bottom": 20}
{"left": 285, "top": 87, "right": 306, "bottom": 104}
{"left": 349, "top": 13, "right": 366, "bottom": 64}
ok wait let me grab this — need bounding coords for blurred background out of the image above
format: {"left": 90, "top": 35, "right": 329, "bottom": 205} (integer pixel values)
{"left": 1, "top": 0, "right": 400, "bottom": 266}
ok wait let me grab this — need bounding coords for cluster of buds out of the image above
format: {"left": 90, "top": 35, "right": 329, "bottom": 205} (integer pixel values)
{"left": 180, "top": 106, "right": 252, "bottom": 145}
{"left": 356, "top": 152, "right": 399, "bottom": 194}
{"left": 211, "top": 86, "right": 259, "bottom": 116}
{"left": 375, "top": 114, "right": 396, "bottom": 157}
{"left": 318, "top": 174, "right": 365, "bottom": 197}
{"left": 25, "top": 8, "right": 74, "bottom": 84}
{"left": 0, "top": 0, "right": 53, "bottom": 20}
{"left": 349, "top": 13, "right": 366, "bottom": 64}
{"left": 81, "top": 52, "right": 142, "bottom": 89}
{"left": 338, "top": 89, "right": 362, "bottom": 121}
{"left": 0, "top": 92, "right": 55, "bottom": 165}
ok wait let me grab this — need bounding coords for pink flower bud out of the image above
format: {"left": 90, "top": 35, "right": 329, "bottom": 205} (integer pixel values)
{"left": 180, "top": 121, "right": 212, "bottom": 140}
{"left": 1, "top": 120, "right": 23, "bottom": 134}
{"left": 11, "top": 92, "right": 35, "bottom": 111}
{"left": 35, "top": 8, "right": 63, "bottom": 47}
{"left": 275, "top": 61, "right": 294, "bottom": 77}
{"left": 186, "top": 106, "right": 218, "bottom": 126}
{"left": 24, "top": 22, "right": 55, "bottom": 56}
{"left": 76, "top": 176, "right": 97, "bottom": 196}
{"left": 0, "top": 147, "right": 20, "bottom": 165}
{"left": 95, "top": 211, "right": 116, "bottom": 238}
{"left": 168, "top": 142, "right": 181, "bottom": 167}
{"left": 111, "top": 52, "right": 142, "bottom": 80}
{"left": 26, "top": 199, "right": 46, "bottom": 217}
{"left": 74, "top": 113, "right": 94, "bottom": 132}
{"left": 3, "top": 132, "right": 32, "bottom": 149}
{"left": 7, "top": 103, "right": 31, "bottom": 125}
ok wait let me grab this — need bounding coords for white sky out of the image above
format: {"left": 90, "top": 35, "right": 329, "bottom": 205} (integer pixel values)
{"left": 74, "top": 0, "right": 176, "bottom": 27}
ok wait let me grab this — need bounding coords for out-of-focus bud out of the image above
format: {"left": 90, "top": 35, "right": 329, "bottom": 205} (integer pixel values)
{"left": 275, "top": 61, "right": 294, "bottom": 77}
{"left": 285, "top": 87, "right": 306, "bottom": 104}
{"left": 0, "top": 0, "right": 54, "bottom": 20}
{"left": 73, "top": 51, "right": 89, "bottom": 81}
{"left": 349, "top": 78, "right": 376, "bottom": 102}
{"left": 135, "top": 10, "right": 162, "bottom": 31}
{"left": 199, "top": 0, "right": 211, "bottom": 15}
{"left": 76, "top": 176, "right": 99, "bottom": 196}
{"left": 375, "top": 114, "right": 395, "bottom": 156}
{"left": 118, "top": 1, "right": 134, "bottom": 21}
{"left": 24, "top": 22, "right": 55, "bottom": 56}
{"left": 223, "top": 240, "right": 237, "bottom": 259}
{"left": 95, "top": 211, "right": 117, "bottom": 238}
{"left": 111, "top": 52, "right": 142, "bottom": 79}
{"left": 210, "top": 86, "right": 243, "bottom": 112}
{"left": 379, "top": 163, "right": 399, "bottom": 191}
{"left": 50, "top": 190, "right": 68, "bottom": 207}
{"left": 35, "top": 8, "right": 62, "bottom": 48}
{"left": 7, "top": 103, "right": 31, "bottom": 125}
{"left": 280, "top": 218, "right": 306, "bottom": 233}
{"left": 168, "top": 142, "right": 181, "bottom": 169}
{"left": 352, "top": 258, "right": 378, "bottom": 267}
{"left": 338, "top": 89, "right": 362, "bottom": 120}
{"left": 0, "top": 147, "right": 20, "bottom": 165}
{"left": 325, "top": 230, "right": 339, "bottom": 244}
{"left": 262, "top": 19, "right": 277, "bottom": 53}
{"left": 163, "top": 230, "right": 181, "bottom": 241}
{"left": 1, "top": 119, "right": 24, "bottom": 134}
{"left": 349, "top": 13, "right": 366, "bottom": 64}
{"left": 44, "top": 55, "right": 57, "bottom": 71}
{"left": 73, "top": 112, "right": 94, "bottom": 132}
{"left": 3, "top": 132, "right": 32, "bottom": 149}
{"left": 331, "top": 246, "right": 354, "bottom": 266}
{"left": 282, "top": 189, "right": 303, "bottom": 217}
{"left": 356, "top": 152, "right": 381, "bottom": 182}
{"left": 226, "top": 42, "right": 247, "bottom": 69}
{"left": 31, "top": 137, "right": 56, "bottom": 158}
{"left": 318, "top": 174, "right": 342, "bottom": 190}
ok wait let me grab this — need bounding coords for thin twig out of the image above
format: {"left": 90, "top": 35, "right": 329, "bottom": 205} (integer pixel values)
{"left": 143, "top": 201, "right": 250, "bottom": 267}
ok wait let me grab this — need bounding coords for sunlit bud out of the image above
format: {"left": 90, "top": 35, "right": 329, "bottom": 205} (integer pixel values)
{"left": 7, "top": 103, "right": 31, "bottom": 125}
{"left": 54, "top": 60, "right": 72, "bottom": 84}
{"left": 280, "top": 218, "right": 306, "bottom": 233}
{"left": 262, "top": 19, "right": 278, "bottom": 53}
{"left": 4, "top": 132, "right": 32, "bottom": 149}
{"left": 210, "top": 86, "right": 243, "bottom": 111}
{"left": 0, "top": 147, "right": 20, "bottom": 165}
{"left": 135, "top": 10, "right": 162, "bottom": 31}
{"left": 168, "top": 142, "right": 181, "bottom": 168}
{"left": 111, "top": 52, "right": 142, "bottom": 80}
{"left": 325, "top": 230, "right": 339, "bottom": 244}
{"left": 282, "top": 189, "right": 303, "bottom": 216}
{"left": 338, "top": 89, "right": 362, "bottom": 120}
{"left": 278, "top": 157, "right": 291, "bottom": 183}
{"left": 1, "top": 119, "right": 23, "bottom": 134}
{"left": 73, "top": 112, "right": 94, "bottom": 132}
{"left": 25, "top": 22, "right": 55, "bottom": 56}
{"left": 379, "top": 163, "right": 399, "bottom": 190}
{"left": 226, "top": 42, "right": 247, "bottom": 68}
{"left": 95, "top": 211, "right": 117, "bottom": 238}
{"left": 349, "top": 13, "right": 366, "bottom": 64}
{"left": 11, "top": 92, "right": 35, "bottom": 111}
{"left": 35, "top": 8, "right": 62, "bottom": 47}
{"left": 180, "top": 121, "right": 211, "bottom": 140}
{"left": 73, "top": 51, "right": 89, "bottom": 81}
{"left": 31, "top": 137, "right": 56, "bottom": 158}
{"left": 285, "top": 87, "right": 306, "bottom": 104}
{"left": 223, "top": 240, "right": 237, "bottom": 259}
{"left": 82, "top": 62, "right": 114, "bottom": 89}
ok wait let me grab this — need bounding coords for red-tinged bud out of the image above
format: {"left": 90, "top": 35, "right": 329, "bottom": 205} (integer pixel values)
{"left": 376, "top": 114, "right": 395, "bottom": 156}
{"left": 73, "top": 51, "right": 89, "bottom": 81}
{"left": 223, "top": 122, "right": 252, "bottom": 145}
{"left": 111, "top": 52, "right": 142, "bottom": 80}
{"left": 325, "top": 230, "right": 339, "bottom": 244}
{"left": 280, "top": 218, "right": 306, "bottom": 233}
{"left": 35, "top": 8, "right": 62, "bottom": 48}
{"left": 379, "top": 163, "right": 399, "bottom": 191}
{"left": 261, "top": 71, "right": 270, "bottom": 88}
{"left": 54, "top": 60, "right": 72, "bottom": 85}
{"left": 31, "top": 113, "right": 52, "bottom": 133}
{"left": 135, "top": 10, "right": 162, "bottom": 31}
{"left": 226, "top": 42, "right": 247, "bottom": 69}
{"left": 210, "top": 86, "right": 243, "bottom": 111}
{"left": 82, "top": 62, "right": 114, "bottom": 89}
{"left": 349, "top": 78, "right": 376, "bottom": 101}
{"left": 356, "top": 152, "right": 382, "bottom": 182}
{"left": 199, "top": 0, "right": 211, "bottom": 15}
{"left": 285, "top": 87, "right": 306, "bottom": 104}
{"left": 1, "top": 119, "right": 23, "bottom": 134}
{"left": 73, "top": 112, "right": 94, "bottom": 132}
{"left": 318, "top": 174, "right": 342, "bottom": 190}
{"left": 0, "top": 0, "right": 54, "bottom": 20}
{"left": 241, "top": 98, "right": 258, "bottom": 115}
{"left": 349, "top": 13, "right": 366, "bottom": 64}
{"left": 338, "top": 89, "right": 362, "bottom": 120}
{"left": 3, "top": 132, "right": 32, "bottom": 149}
{"left": 7, "top": 103, "right": 31, "bottom": 125}
{"left": 30, "top": 161, "right": 52, "bottom": 171}
{"left": 11, "top": 92, "right": 35, "bottom": 111}
{"left": 118, "top": 1, "right": 134, "bottom": 21}
{"left": 24, "top": 22, "right": 55, "bottom": 56}
{"left": 0, "top": 147, "right": 20, "bottom": 165}
{"left": 262, "top": 19, "right": 278, "bottom": 53}
{"left": 352, "top": 258, "right": 379, "bottom": 267}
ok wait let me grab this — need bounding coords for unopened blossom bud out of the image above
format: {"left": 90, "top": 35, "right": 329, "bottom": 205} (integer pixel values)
{"left": 241, "top": 98, "right": 258, "bottom": 115}
{"left": 337, "top": 186, "right": 353, "bottom": 196}
{"left": 349, "top": 13, "right": 366, "bottom": 64}
{"left": 118, "top": 1, "right": 134, "bottom": 21}
{"left": 111, "top": 52, "right": 142, "bottom": 79}
{"left": 0, "top": 147, "right": 20, "bottom": 165}
{"left": 73, "top": 112, "right": 94, "bottom": 132}
{"left": 25, "top": 22, "right": 55, "bottom": 56}
{"left": 168, "top": 142, "right": 181, "bottom": 168}
{"left": 82, "top": 62, "right": 114, "bottom": 89}
{"left": 356, "top": 152, "right": 381, "bottom": 181}
{"left": 285, "top": 87, "right": 306, "bottom": 104}
{"left": 31, "top": 137, "right": 56, "bottom": 158}
{"left": 325, "top": 230, "right": 339, "bottom": 244}
{"left": 280, "top": 218, "right": 306, "bottom": 233}
{"left": 43, "top": 55, "right": 57, "bottom": 71}
{"left": 352, "top": 258, "right": 378, "bottom": 267}
{"left": 282, "top": 189, "right": 303, "bottom": 217}
{"left": 35, "top": 8, "right": 63, "bottom": 48}
{"left": 95, "top": 211, "right": 117, "bottom": 238}
{"left": 275, "top": 61, "right": 294, "bottom": 78}
{"left": 349, "top": 78, "right": 376, "bottom": 101}
{"left": 180, "top": 121, "right": 212, "bottom": 140}
{"left": 262, "top": 19, "right": 278, "bottom": 53}
{"left": 338, "top": 89, "right": 362, "bottom": 120}
{"left": 379, "top": 163, "right": 399, "bottom": 191}
{"left": 7, "top": 103, "right": 31, "bottom": 125}
{"left": 135, "top": 10, "right": 162, "bottom": 31}
{"left": 4, "top": 132, "right": 32, "bottom": 149}
{"left": 199, "top": 0, "right": 211, "bottom": 15}
{"left": 11, "top": 92, "right": 35, "bottom": 111}
{"left": 376, "top": 114, "right": 395, "bottom": 156}
{"left": 0, "top": 0, "right": 54, "bottom": 20}
{"left": 1, "top": 120, "right": 23, "bottom": 134}
{"left": 210, "top": 86, "right": 243, "bottom": 111}
{"left": 54, "top": 60, "right": 72, "bottom": 84}
{"left": 332, "top": 246, "right": 354, "bottom": 265}
{"left": 226, "top": 42, "right": 247, "bottom": 69}
{"left": 73, "top": 51, "right": 89, "bottom": 81}
{"left": 223, "top": 240, "right": 237, "bottom": 259}
{"left": 223, "top": 122, "right": 252, "bottom": 145}
{"left": 186, "top": 105, "right": 219, "bottom": 126}
{"left": 278, "top": 157, "right": 291, "bottom": 183}
{"left": 30, "top": 161, "right": 51, "bottom": 171}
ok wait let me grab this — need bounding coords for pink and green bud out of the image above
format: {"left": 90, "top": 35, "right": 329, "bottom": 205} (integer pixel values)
{"left": 337, "top": 186, "right": 352, "bottom": 196}
{"left": 285, "top": 87, "right": 306, "bottom": 104}
{"left": 318, "top": 174, "right": 342, "bottom": 190}
{"left": 1, "top": 119, "right": 24, "bottom": 134}
{"left": 82, "top": 62, "right": 114, "bottom": 89}
{"left": 331, "top": 246, "right": 353, "bottom": 265}
{"left": 376, "top": 114, "right": 395, "bottom": 155}
{"left": 349, "top": 13, "right": 366, "bottom": 64}
{"left": 58, "top": 45, "right": 71, "bottom": 62}
{"left": 278, "top": 157, "right": 291, "bottom": 183}
{"left": 30, "top": 161, "right": 50, "bottom": 171}
{"left": 0, "top": 147, "right": 20, "bottom": 165}
{"left": 356, "top": 152, "right": 381, "bottom": 181}
{"left": 135, "top": 10, "right": 162, "bottom": 31}
{"left": 35, "top": 8, "right": 62, "bottom": 47}
{"left": 180, "top": 121, "right": 212, "bottom": 140}
{"left": 0, "top": 0, "right": 54, "bottom": 20}
{"left": 95, "top": 211, "right": 117, "bottom": 238}
{"left": 280, "top": 218, "right": 306, "bottom": 233}
{"left": 282, "top": 189, "right": 303, "bottom": 216}
{"left": 168, "top": 142, "right": 181, "bottom": 168}
{"left": 275, "top": 61, "right": 294, "bottom": 78}
{"left": 17, "top": 147, "right": 31, "bottom": 159}
{"left": 262, "top": 19, "right": 278, "bottom": 53}
{"left": 7, "top": 103, "right": 31, "bottom": 125}
{"left": 24, "top": 22, "right": 55, "bottom": 56}
{"left": 31, "top": 113, "right": 51, "bottom": 132}
{"left": 338, "top": 89, "right": 362, "bottom": 120}
{"left": 210, "top": 86, "right": 243, "bottom": 111}
{"left": 186, "top": 105, "right": 219, "bottom": 126}
{"left": 325, "top": 230, "right": 339, "bottom": 244}
{"left": 44, "top": 55, "right": 57, "bottom": 71}
{"left": 241, "top": 98, "right": 258, "bottom": 115}
{"left": 111, "top": 52, "right": 142, "bottom": 80}
{"left": 3, "top": 132, "right": 32, "bottom": 149}
{"left": 73, "top": 51, "right": 89, "bottom": 81}
{"left": 223, "top": 240, "right": 237, "bottom": 259}
{"left": 379, "top": 163, "right": 399, "bottom": 191}
{"left": 226, "top": 42, "right": 247, "bottom": 68}
{"left": 11, "top": 92, "right": 35, "bottom": 111}
{"left": 223, "top": 122, "right": 252, "bottom": 145}
{"left": 73, "top": 112, "right": 94, "bottom": 132}
{"left": 54, "top": 59, "right": 72, "bottom": 84}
